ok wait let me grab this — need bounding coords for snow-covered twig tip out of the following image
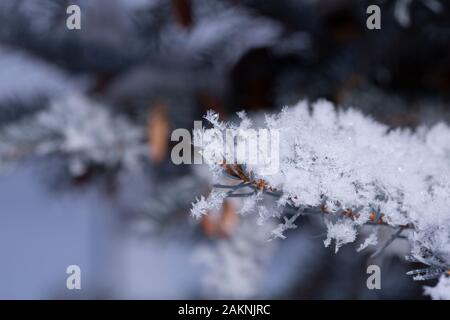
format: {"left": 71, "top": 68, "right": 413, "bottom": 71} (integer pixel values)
{"left": 191, "top": 99, "right": 450, "bottom": 297}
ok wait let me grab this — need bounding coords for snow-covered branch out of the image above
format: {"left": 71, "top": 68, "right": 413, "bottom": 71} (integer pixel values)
{"left": 0, "top": 94, "right": 147, "bottom": 176}
{"left": 191, "top": 99, "right": 450, "bottom": 298}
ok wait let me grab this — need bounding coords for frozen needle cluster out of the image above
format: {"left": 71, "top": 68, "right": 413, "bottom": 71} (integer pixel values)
{"left": 0, "top": 95, "right": 147, "bottom": 176}
{"left": 191, "top": 99, "right": 450, "bottom": 298}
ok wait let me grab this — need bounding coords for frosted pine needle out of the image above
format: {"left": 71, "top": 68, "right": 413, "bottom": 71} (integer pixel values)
{"left": 192, "top": 99, "right": 450, "bottom": 297}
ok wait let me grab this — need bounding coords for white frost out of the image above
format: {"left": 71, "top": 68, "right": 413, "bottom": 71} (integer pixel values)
{"left": 324, "top": 219, "right": 357, "bottom": 253}
{"left": 195, "top": 99, "right": 450, "bottom": 297}
{"left": 357, "top": 231, "right": 378, "bottom": 252}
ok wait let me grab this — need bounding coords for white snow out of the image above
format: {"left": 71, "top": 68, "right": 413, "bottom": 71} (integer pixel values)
{"left": 324, "top": 219, "right": 357, "bottom": 253}
{"left": 194, "top": 99, "right": 450, "bottom": 297}
{"left": 357, "top": 231, "right": 378, "bottom": 252}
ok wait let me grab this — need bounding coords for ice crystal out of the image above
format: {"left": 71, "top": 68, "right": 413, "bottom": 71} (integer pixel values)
{"left": 191, "top": 190, "right": 226, "bottom": 219}
{"left": 357, "top": 231, "right": 379, "bottom": 252}
{"left": 193, "top": 99, "right": 450, "bottom": 296}
{"left": 324, "top": 219, "right": 357, "bottom": 253}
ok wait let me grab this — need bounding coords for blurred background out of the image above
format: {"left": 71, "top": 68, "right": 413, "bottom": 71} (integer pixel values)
{"left": 0, "top": 0, "right": 449, "bottom": 299}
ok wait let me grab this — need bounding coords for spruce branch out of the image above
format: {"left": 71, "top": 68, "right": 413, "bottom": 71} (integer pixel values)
{"left": 191, "top": 100, "right": 450, "bottom": 294}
